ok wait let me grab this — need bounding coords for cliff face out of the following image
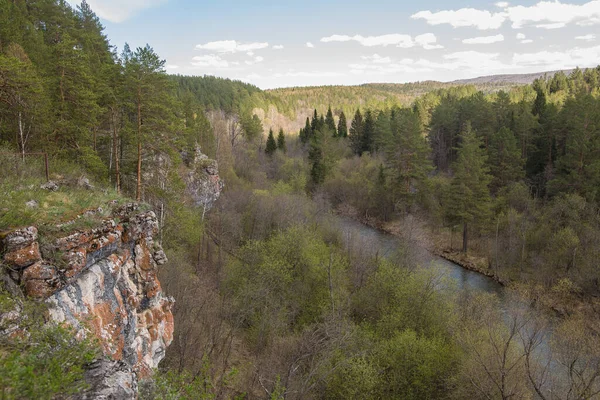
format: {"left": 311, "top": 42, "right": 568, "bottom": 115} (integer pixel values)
{"left": 1, "top": 204, "right": 173, "bottom": 398}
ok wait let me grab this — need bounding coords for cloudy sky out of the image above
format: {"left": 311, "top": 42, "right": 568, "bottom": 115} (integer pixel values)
{"left": 67, "top": 0, "right": 600, "bottom": 89}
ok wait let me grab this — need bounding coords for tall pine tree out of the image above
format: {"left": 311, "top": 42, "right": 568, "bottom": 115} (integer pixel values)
{"left": 447, "top": 123, "right": 492, "bottom": 253}
{"left": 349, "top": 109, "right": 364, "bottom": 156}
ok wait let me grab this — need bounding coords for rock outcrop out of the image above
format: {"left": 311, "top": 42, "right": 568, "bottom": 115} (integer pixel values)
{"left": 0, "top": 204, "right": 174, "bottom": 398}
{"left": 185, "top": 147, "right": 224, "bottom": 214}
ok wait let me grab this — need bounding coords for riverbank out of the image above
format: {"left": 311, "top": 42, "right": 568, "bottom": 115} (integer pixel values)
{"left": 334, "top": 205, "right": 507, "bottom": 286}
{"left": 334, "top": 206, "right": 600, "bottom": 329}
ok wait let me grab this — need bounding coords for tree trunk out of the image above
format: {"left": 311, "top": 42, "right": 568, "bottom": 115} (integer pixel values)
{"left": 136, "top": 87, "right": 142, "bottom": 202}
{"left": 462, "top": 222, "right": 468, "bottom": 254}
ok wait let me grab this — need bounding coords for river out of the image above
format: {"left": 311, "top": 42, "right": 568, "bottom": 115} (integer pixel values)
{"left": 336, "top": 216, "right": 504, "bottom": 297}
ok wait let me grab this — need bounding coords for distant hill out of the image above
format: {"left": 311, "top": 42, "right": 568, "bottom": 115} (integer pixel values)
{"left": 449, "top": 69, "right": 578, "bottom": 86}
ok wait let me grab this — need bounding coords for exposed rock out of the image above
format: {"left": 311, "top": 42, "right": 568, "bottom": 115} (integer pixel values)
{"left": 77, "top": 176, "right": 94, "bottom": 190}
{"left": 2, "top": 226, "right": 38, "bottom": 252}
{"left": 3, "top": 242, "right": 41, "bottom": 269}
{"left": 40, "top": 181, "right": 59, "bottom": 191}
{"left": 25, "top": 200, "right": 38, "bottom": 208}
{"left": 185, "top": 146, "right": 224, "bottom": 213}
{"left": 71, "top": 360, "right": 137, "bottom": 400}
{"left": 1, "top": 205, "right": 173, "bottom": 396}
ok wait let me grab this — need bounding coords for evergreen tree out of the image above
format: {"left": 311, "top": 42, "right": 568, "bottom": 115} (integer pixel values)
{"left": 549, "top": 94, "right": 600, "bottom": 199}
{"left": 374, "top": 109, "right": 392, "bottom": 152}
{"left": 122, "top": 43, "right": 174, "bottom": 201}
{"left": 265, "top": 128, "right": 277, "bottom": 155}
{"left": 447, "top": 123, "right": 492, "bottom": 253}
{"left": 488, "top": 127, "right": 524, "bottom": 192}
{"left": 308, "top": 130, "right": 325, "bottom": 187}
{"left": 318, "top": 114, "right": 325, "bottom": 131}
{"left": 362, "top": 110, "right": 376, "bottom": 154}
{"left": 277, "top": 128, "right": 286, "bottom": 153}
{"left": 337, "top": 111, "right": 348, "bottom": 138}
{"left": 349, "top": 109, "right": 364, "bottom": 155}
{"left": 300, "top": 116, "right": 312, "bottom": 144}
{"left": 311, "top": 109, "right": 319, "bottom": 132}
{"left": 325, "top": 106, "right": 337, "bottom": 136}
{"left": 384, "top": 109, "right": 432, "bottom": 207}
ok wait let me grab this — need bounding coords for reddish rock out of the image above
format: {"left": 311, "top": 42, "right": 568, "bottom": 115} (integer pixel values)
{"left": 3, "top": 242, "right": 41, "bottom": 268}
{"left": 25, "top": 279, "right": 55, "bottom": 299}
{"left": 22, "top": 262, "right": 58, "bottom": 282}
{"left": 64, "top": 249, "right": 87, "bottom": 279}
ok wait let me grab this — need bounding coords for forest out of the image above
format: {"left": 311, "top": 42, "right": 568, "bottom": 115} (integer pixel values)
{"left": 2, "top": 0, "right": 600, "bottom": 399}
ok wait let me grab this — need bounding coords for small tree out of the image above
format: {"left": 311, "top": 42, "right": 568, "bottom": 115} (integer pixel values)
{"left": 277, "top": 128, "right": 286, "bottom": 153}
{"left": 265, "top": 128, "right": 277, "bottom": 156}
{"left": 325, "top": 106, "right": 337, "bottom": 137}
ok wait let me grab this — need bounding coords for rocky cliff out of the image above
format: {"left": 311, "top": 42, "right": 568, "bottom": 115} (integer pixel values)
{"left": 1, "top": 203, "right": 173, "bottom": 399}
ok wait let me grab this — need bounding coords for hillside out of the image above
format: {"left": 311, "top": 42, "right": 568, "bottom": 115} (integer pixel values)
{"left": 450, "top": 69, "right": 579, "bottom": 85}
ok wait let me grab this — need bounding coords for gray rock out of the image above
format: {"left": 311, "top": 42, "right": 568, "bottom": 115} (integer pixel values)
{"left": 153, "top": 249, "right": 168, "bottom": 265}
{"left": 25, "top": 200, "right": 38, "bottom": 209}
{"left": 77, "top": 176, "right": 94, "bottom": 190}
{"left": 40, "top": 181, "right": 59, "bottom": 191}
{"left": 2, "top": 226, "right": 38, "bottom": 252}
{"left": 71, "top": 360, "right": 137, "bottom": 400}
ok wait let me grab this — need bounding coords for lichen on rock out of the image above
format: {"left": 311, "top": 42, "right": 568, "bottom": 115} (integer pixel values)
{"left": 0, "top": 204, "right": 174, "bottom": 399}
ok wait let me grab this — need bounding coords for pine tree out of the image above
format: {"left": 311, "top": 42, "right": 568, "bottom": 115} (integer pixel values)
{"left": 362, "top": 110, "right": 375, "bottom": 154}
{"left": 265, "top": 128, "right": 277, "bottom": 155}
{"left": 337, "top": 111, "right": 348, "bottom": 138}
{"left": 349, "top": 109, "right": 364, "bottom": 155}
{"left": 384, "top": 108, "right": 432, "bottom": 207}
{"left": 123, "top": 43, "right": 174, "bottom": 201}
{"left": 447, "top": 123, "right": 492, "bottom": 253}
{"left": 488, "top": 127, "right": 524, "bottom": 192}
{"left": 308, "top": 130, "right": 325, "bottom": 187}
{"left": 325, "top": 106, "right": 337, "bottom": 137}
{"left": 301, "top": 117, "right": 312, "bottom": 144}
{"left": 277, "top": 128, "right": 286, "bottom": 153}
{"left": 311, "top": 109, "right": 319, "bottom": 132}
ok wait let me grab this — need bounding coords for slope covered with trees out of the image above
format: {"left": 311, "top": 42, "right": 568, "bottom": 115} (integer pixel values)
{"left": 3, "top": 1, "right": 600, "bottom": 398}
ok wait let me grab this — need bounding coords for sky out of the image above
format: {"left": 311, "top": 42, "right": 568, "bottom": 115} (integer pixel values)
{"left": 66, "top": 0, "right": 600, "bottom": 89}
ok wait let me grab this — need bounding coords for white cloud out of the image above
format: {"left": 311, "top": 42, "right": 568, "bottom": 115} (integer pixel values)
{"left": 535, "top": 22, "right": 566, "bottom": 29}
{"left": 361, "top": 54, "right": 392, "bottom": 64}
{"left": 195, "top": 40, "right": 269, "bottom": 53}
{"left": 521, "top": 39, "right": 534, "bottom": 44}
{"left": 191, "top": 54, "right": 229, "bottom": 68}
{"left": 516, "top": 33, "right": 526, "bottom": 40}
{"left": 273, "top": 45, "right": 284, "bottom": 50}
{"left": 576, "top": 34, "right": 596, "bottom": 41}
{"left": 411, "top": 1, "right": 600, "bottom": 31}
{"left": 306, "top": 42, "right": 315, "bottom": 48}
{"left": 321, "top": 34, "right": 414, "bottom": 48}
{"left": 166, "top": 64, "right": 179, "bottom": 69}
{"left": 462, "top": 34, "right": 505, "bottom": 44}
{"left": 507, "top": 1, "right": 600, "bottom": 29}
{"left": 320, "top": 33, "right": 443, "bottom": 49}
{"left": 66, "top": 0, "right": 167, "bottom": 23}
{"left": 245, "top": 55, "right": 264, "bottom": 65}
{"left": 512, "top": 45, "right": 600, "bottom": 69}
{"left": 415, "top": 33, "right": 444, "bottom": 49}
{"left": 411, "top": 8, "right": 507, "bottom": 30}
{"left": 496, "top": 2, "right": 509, "bottom": 7}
